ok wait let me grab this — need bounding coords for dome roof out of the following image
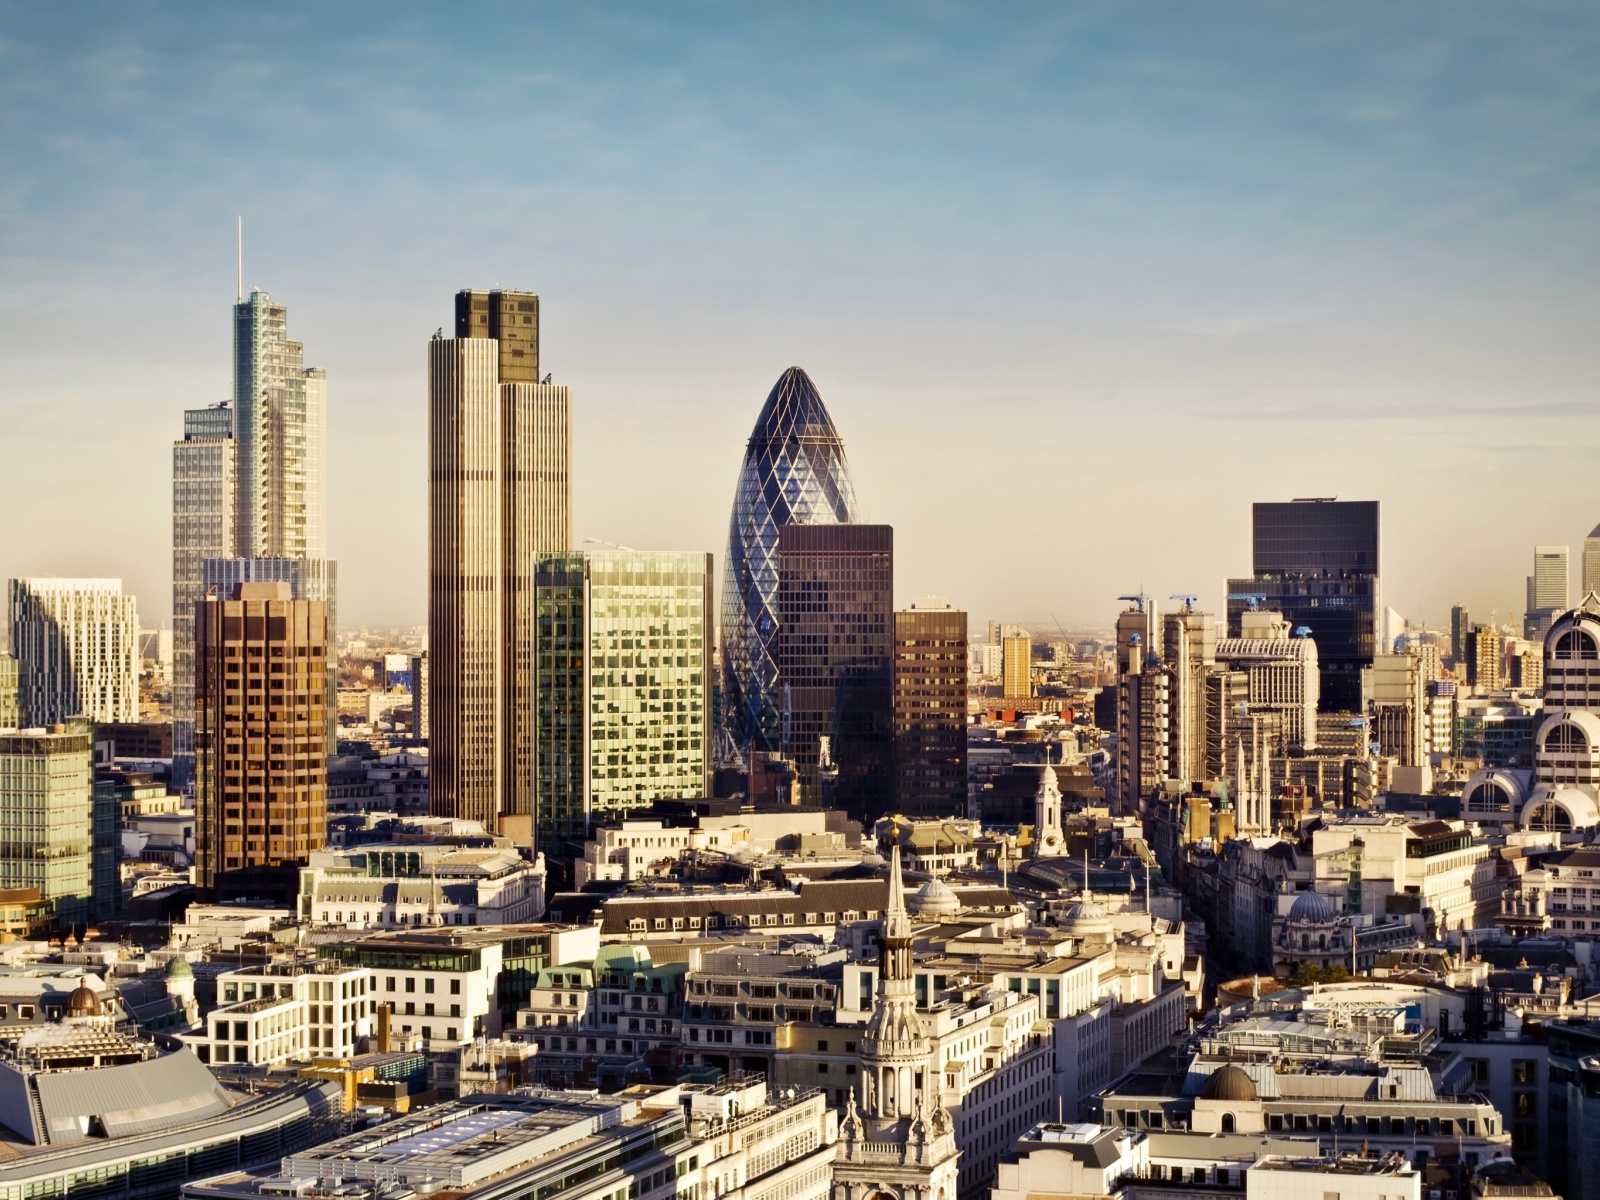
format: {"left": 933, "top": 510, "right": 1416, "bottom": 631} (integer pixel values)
{"left": 165, "top": 957, "right": 193, "bottom": 978}
{"left": 66, "top": 984, "right": 102, "bottom": 1016}
{"left": 1201, "top": 1064, "right": 1258, "bottom": 1102}
{"left": 1060, "top": 899, "right": 1112, "bottom": 937}
{"left": 1288, "top": 890, "right": 1336, "bottom": 922}
{"left": 910, "top": 877, "right": 962, "bottom": 918}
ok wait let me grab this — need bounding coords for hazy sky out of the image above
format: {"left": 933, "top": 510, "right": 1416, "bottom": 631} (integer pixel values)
{"left": 4, "top": 4, "right": 1599, "bottom": 634}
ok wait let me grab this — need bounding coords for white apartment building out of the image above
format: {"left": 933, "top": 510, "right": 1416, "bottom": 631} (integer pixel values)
{"left": 298, "top": 842, "right": 546, "bottom": 929}
{"left": 8, "top": 578, "right": 139, "bottom": 725}
{"left": 186, "top": 961, "right": 374, "bottom": 1067}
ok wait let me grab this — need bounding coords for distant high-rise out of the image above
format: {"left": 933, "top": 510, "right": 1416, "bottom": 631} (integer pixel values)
{"left": 1526, "top": 545, "right": 1570, "bottom": 640}
{"left": 532, "top": 551, "right": 711, "bottom": 851}
{"left": 233, "top": 290, "right": 327, "bottom": 560}
{"left": 172, "top": 402, "right": 236, "bottom": 775}
{"left": 776, "top": 523, "right": 893, "bottom": 819}
{"left": 1226, "top": 499, "right": 1379, "bottom": 712}
{"left": 1467, "top": 625, "right": 1503, "bottom": 692}
{"left": 8, "top": 579, "right": 138, "bottom": 726}
{"left": 1450, "top": 604, "right": 1471, "bottom": 666}
{"left": 428, "top": 290, "right": 571, "bottom": 843}
{"left": 1532, "top": 546, "right": 1571, "bottom": 611}
{"left": 721, "top": 368, "right": 859, "bottom": 755}
{"left": 893, "top": 600, "right": 968, "bottom": 819}
{"left": 1584, "top": 525, "right": 1600, "bottom": 600}
{"left": 1001, "top": 633, "right": 1032, "bottom": 699}
{"left": 194, "top": 582, "right": 328, "bottom": 901}
{"left": 409, "top": 652, "right": 429, "bottom": 741}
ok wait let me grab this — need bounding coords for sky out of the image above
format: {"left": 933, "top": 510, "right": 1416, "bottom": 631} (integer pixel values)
{"left": 3, "top": 3, "right": 1599, "bottom": 635}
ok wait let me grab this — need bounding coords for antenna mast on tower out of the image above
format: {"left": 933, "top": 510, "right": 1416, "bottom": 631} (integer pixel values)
{"left": 236, "top": 216, "right": 243, "bottom": 302}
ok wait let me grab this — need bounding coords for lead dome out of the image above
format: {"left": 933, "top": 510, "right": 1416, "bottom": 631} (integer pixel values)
{"left": 1287, "top": 890, "right": 1336, "bottom": 922}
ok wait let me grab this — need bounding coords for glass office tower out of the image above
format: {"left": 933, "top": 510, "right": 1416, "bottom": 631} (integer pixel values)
{"left": 775, "top": 524, "right": 894, "bottom": 820}
{"left": 535, "top": 551, "right": 712, "bottom": 852}
{"left": 721, "top": 367, "right": 859, "bottom": 754}
{"left": 1226, "top": 499, "right": 1380, "bottom": 713}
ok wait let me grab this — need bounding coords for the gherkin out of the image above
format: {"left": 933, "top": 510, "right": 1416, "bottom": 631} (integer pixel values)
{"left": 721, "top": 367, "right": 859, "bottom": 753}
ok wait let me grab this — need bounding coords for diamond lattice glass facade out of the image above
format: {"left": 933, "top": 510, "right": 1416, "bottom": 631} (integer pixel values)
{"left": 721, "top": 367, "right": 859, "bottom": 753}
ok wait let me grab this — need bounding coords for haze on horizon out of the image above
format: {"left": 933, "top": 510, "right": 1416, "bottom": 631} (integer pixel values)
{"left": 3, "top": 4, "right": 1598, "bottom": 635}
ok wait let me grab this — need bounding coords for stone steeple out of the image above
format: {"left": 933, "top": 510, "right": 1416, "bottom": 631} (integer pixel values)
{"left": 833, "top": 845, "right": 960, "bottom": 1200}
{"left": 1031, "top": 748, "right": 1065, "bottom": 858}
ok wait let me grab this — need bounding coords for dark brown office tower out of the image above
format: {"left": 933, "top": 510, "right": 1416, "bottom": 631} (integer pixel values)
{"left": 776, "top": 524, "right": 893, "bottom": 821}
{"left": 195, "top": 581, "right": 328, "bottom": 902}
{"left": 455, "top": 289, "right": 540, "bottom": 382}
{"left": 892, "top": 604, "right": 968, "bottom": 818}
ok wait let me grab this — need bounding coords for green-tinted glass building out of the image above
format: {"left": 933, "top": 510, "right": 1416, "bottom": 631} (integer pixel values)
{"left": 0, "top": 726, "right": 93, "bottom": 929}
{"left": 534, "top": 551, "right": 712, "bottom": 853}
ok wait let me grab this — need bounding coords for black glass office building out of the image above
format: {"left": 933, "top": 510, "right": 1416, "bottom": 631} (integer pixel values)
{"left": 776, "top": 523, "right": 893, "bottom": 821}
{"left": 721, "top": 368, "right": 859, "bottom": 754}
{"left": 1226, "top": 499, "right": 1380, "bottom": 713}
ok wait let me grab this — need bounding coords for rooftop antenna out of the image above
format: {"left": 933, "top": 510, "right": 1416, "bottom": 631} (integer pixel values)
{"left": 236, "top": 216, "right": 243, "bottom": 303}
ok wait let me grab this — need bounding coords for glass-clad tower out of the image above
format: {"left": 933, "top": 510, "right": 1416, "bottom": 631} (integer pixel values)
{"left": 534, "top": 550, "right": 711, "bottom": 851}
{"left": 721, "top": 367, "right": 859, "bottom": 753}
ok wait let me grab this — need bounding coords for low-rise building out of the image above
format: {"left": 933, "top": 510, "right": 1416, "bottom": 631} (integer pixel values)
{"left": 515, "top": 943, "right": 688, "bottom": 1090}
{"left": 312, "top": 923, "right": 600, "bottom": 1053}
{"left": 0, "top": 1016, "right": 339, "bottom": 1200}
{"left": 184, "top": 960, "right": 375, "bottom": 1067}
{"left": 183, "top": 1081, "right": 836, "bottom": 1200}
{"left": 298, "top": 842, "right": 546, "bottom": 929}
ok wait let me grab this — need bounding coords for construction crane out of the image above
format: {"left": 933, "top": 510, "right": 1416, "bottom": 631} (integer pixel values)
{"left": 1117, "top": 594, "right": 1150, "bottom": 613}
{"left": 1226, "top": 592, "right": 1267, "bottom": 610}
{"left": 1170, "top": 593, "right": 1199, "bottom": 612}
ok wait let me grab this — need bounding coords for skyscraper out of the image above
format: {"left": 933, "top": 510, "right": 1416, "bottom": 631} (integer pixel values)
{"left": 1451, "top": 604, "right": 1472, "bottom": 666}
{"left": 1468, "top": 624, "right": 1503, "bottom": 691}
{"left": 776, "top": 523, "right": 893, "bottom": 819}
{"left": 721, "top": 368, "right": 859, "bottom": 754}
{"left": 1532, "top": 546, "right": 1571, "bottom": 611}
{"left": 1001, "top": 632, "right": 1032, "bottom": 699}
{"left": 202, "top": 556, "right": 339, "bottom": 753}
{"left": 892, "top": 600, "right": 968, "bottom": 819}
{"left": 194, "top": 581, "right": 328, "bottom": 901}
{"left": 8, "top": 579, "right": 139, "bottom": 726}
{"left": 175, "top": 288, "right": 335, "bottom": 786}
{"left": 428, "top": 290, "right": 571, "bottom": 842}
{"left": 172, "top": 402, "right": 236, "bottom": 778}
{"left": 532, "top": 550, "right": 711, "bottom": 852}
{"left": 1226, "top": 499, "right": 1380, "bottom": 712}
{"left": 1526, "top": 545, "right": 1570, "bottom": 639}
{"left": 1584, "top": 525, "right": 1600, "bottom": 600}
{"left": 233, "top": 290, "right": 327, "bottom": 560}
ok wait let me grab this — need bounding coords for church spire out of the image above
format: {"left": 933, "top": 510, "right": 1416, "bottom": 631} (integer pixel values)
{"left": 885, "top": 842, "right": 911, "bottom": 942}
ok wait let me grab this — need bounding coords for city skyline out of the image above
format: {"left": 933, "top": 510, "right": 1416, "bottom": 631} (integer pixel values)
{"left": 5, "top": 6, "right": 1600, "bottom": 634}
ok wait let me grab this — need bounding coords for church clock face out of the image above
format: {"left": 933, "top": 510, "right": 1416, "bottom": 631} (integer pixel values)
{"left": 1043, "top": 833, "right": 1058, "bottom": 847}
